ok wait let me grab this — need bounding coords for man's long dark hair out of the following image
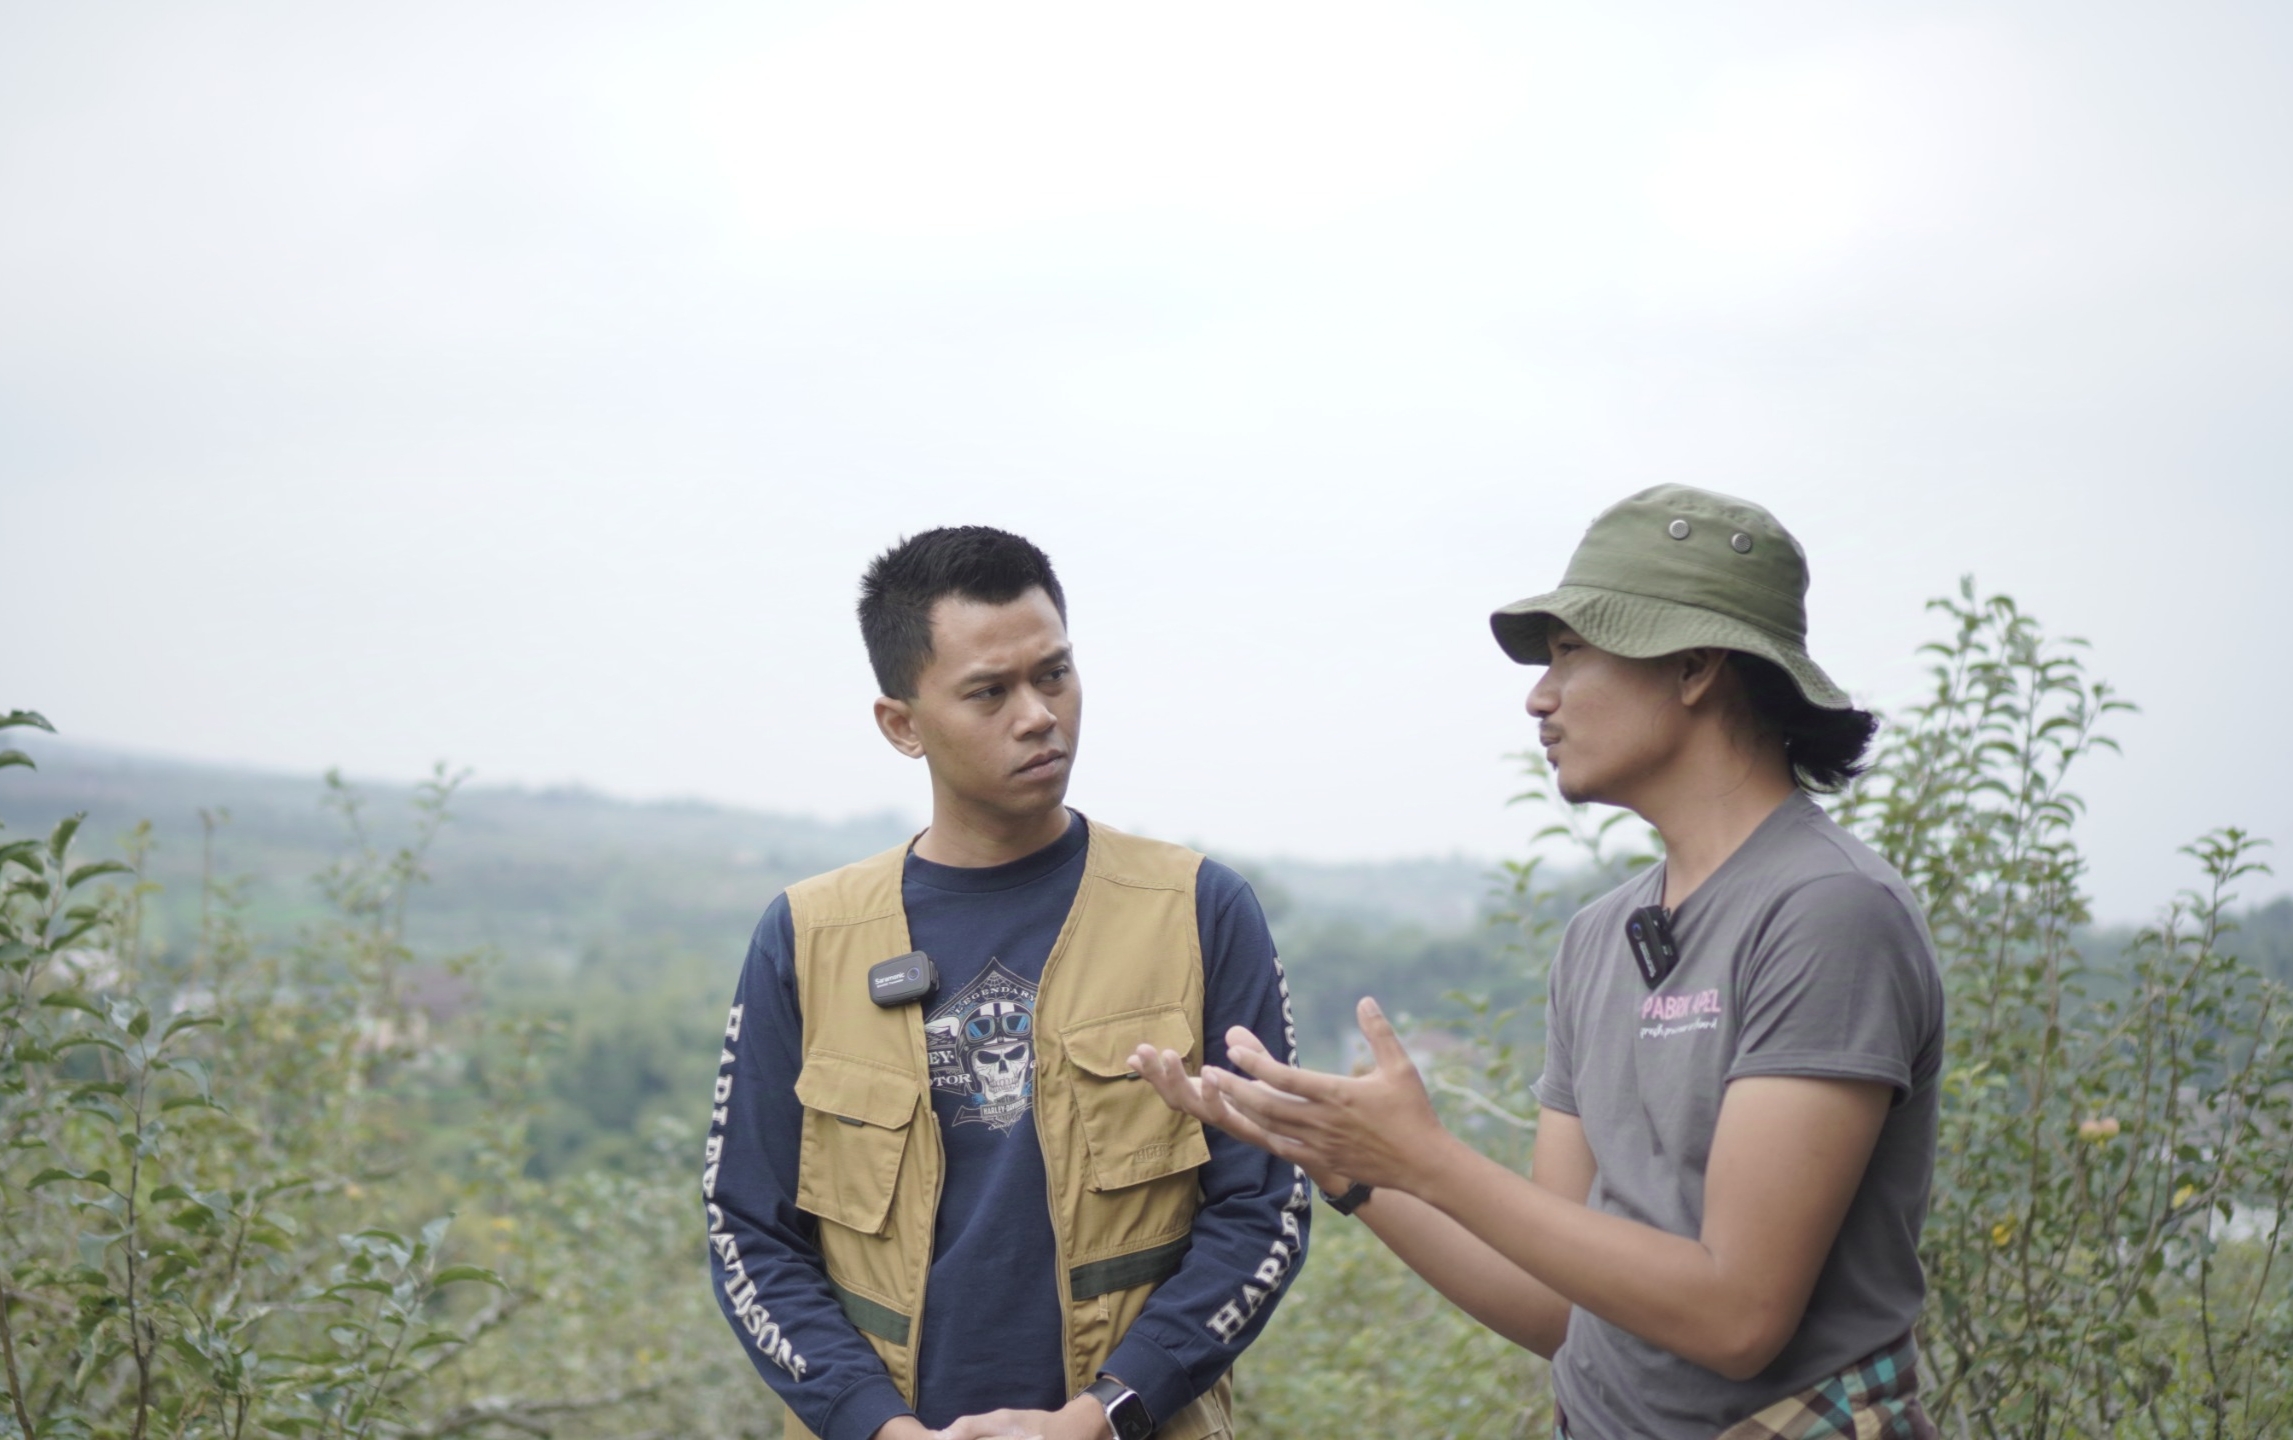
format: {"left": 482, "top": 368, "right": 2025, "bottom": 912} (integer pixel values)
{"left": 1728, "top": 653, "right": 1879, "bottom": 793}
{"left": 858, "top": 527, "right": 1067, "bottom": 699}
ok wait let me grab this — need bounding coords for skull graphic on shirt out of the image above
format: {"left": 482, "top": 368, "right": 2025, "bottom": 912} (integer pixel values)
{"left": 926, "top": 961, "right": 1037, "bottom": 1131}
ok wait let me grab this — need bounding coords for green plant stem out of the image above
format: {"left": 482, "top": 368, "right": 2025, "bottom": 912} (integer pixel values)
{"left": 124, "top": 1062, "right": 154, "bottom": 1440}
{"left": 0, "top": 1269, "right": 36, "bottom": 1440}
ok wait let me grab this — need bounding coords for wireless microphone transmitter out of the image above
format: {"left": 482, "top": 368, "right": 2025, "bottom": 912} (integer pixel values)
{"left": 1625, "top": 906, "right": 1680, "bottom": 989}
{"left": 868, "top": 951, "right": 937, "bottom": 1007}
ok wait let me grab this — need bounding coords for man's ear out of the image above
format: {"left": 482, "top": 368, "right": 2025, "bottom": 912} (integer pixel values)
{"left": 874, "top": 696, "right": 926, "bottom": 759}
{"left": 1676, "top": 648, "right": 1731, "bottom": 709}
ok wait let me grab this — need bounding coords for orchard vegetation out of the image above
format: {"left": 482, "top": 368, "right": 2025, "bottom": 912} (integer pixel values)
{"left": 4, "top": 583, "right": 2288, "bottom": 1439}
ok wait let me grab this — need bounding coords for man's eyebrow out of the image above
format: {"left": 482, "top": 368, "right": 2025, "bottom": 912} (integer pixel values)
{"left": 955, "top": 646, "right": 1072, "bottom": 690}
{"left": 955, "top": 664, "right": 1013, "bottom": 690}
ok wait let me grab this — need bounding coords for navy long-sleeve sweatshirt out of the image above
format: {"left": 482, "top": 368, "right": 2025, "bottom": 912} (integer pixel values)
{"left": 703, "top": 813, "right": 1309, "bottom": 1440}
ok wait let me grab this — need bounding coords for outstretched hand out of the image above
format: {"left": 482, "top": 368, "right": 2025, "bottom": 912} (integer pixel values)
{"left": 1126, "top": 1029, "right": 1290, "bottom": 1153}
{"left": 1128, "top": 997, "right": 1453, "bottom": 1195}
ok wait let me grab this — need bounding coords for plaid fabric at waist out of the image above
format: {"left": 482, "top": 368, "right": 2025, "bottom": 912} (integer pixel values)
{"left": 1713, "top": 1331, "right": 1938, "bottom": 1440}
{"left": 1554, "top": 1332, "right": 1939, "bottom": 1440}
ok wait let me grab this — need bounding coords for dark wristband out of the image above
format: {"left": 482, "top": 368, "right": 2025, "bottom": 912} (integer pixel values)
{"left": 1084, "top": 1375, "right": 1154, "bottom": 1440}
{"left": 1318, "top": 1179, "right": 1374, "bottom": 1215}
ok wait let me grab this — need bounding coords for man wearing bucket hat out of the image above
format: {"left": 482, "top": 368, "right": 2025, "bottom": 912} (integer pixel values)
{"left": 1131, "top": 486, "right": 1945, "bottom": 1440}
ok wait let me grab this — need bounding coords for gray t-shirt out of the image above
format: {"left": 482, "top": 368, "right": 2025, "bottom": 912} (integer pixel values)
{"left": 1536, "top": 792, "right": 1943, "bottom": 1440}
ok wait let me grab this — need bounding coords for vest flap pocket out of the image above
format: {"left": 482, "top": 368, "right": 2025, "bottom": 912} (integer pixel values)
{"left": 1062, "top": 1005, "right": 1195, "bottom": 1078}
{"left": 795, "top": 1049, "right": 920, "bottom": 1129}
{"left": 795, "top": 1050, "right": 918, "bottom": 1236}
{"left": 1062, "top": 1007, "right": 1210, "bottom": 1192}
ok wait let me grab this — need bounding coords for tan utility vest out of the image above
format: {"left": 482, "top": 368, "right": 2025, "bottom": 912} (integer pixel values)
{"left": 780, "top": 821, "right": 1233, "bottom": 1440}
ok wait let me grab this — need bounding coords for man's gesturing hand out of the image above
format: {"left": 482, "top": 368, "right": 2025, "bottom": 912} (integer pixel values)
{"left": 1129, "top": 996, "right": 1454, "bottom": 1196}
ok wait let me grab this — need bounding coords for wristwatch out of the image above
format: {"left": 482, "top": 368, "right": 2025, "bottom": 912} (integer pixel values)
{"left": 1318, "top": 1179, "right": 1374, "bottom": 1215}
{"left": 1082, "top": 1375, "right": 1155, "bottom": 1440}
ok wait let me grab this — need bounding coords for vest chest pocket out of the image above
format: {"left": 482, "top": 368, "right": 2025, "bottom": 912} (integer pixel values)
{"left": 1061, "top": 1006, "right": 1211, "bottom": 1192}
{"left": 794, "top": 1049, "right": 920, "bottom": 1236}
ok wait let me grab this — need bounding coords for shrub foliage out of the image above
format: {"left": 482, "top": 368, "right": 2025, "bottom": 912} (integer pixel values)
{"left": 1838, "top": 585, "right": 2292, "bottom": 1438}
{"left": 0, "top": 720, "right": 741, "bottom": 1440}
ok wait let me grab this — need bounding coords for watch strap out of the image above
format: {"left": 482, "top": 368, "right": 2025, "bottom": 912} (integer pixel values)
{"left": 1319, "top": 1179, "right": 1374, "bottom": 1215}
{"left": 1083, "top": 1375, "right": 1154, "bottom": 1440}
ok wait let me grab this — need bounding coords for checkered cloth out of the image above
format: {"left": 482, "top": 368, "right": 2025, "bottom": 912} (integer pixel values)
{"left": 1712, "top": 1332, "right": 1939, "bottom": 1440}
{"left": 1554, "top": 1332, "right": 1939, "bottom": 1440}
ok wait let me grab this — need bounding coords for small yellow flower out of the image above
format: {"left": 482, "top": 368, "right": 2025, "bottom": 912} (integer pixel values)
{"left": 490, "top": 1216, "right": 516, "bottom": 1232}
{"left": 1991, "top": 1218, "right": 2016, "bottom": 1247}
{"left": 343, "top": 1183, "right": 364, "bottom": 1200}
{"left": 2173, "top": 1183, "right": 2197, "bottom": 1208}
{"left": 2077, "top": 1116, "right": 2121, "bottom": 1142}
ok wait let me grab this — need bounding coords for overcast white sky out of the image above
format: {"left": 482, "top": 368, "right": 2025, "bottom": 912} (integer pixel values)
{"left": 4, "top": 0, "right": 2289, "bottom": 921}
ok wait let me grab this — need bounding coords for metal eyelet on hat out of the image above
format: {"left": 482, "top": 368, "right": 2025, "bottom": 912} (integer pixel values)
{"left": 1667, "top": 519, "right": 1691, "bottom": 540}
{"left": 1730, "top": 532, "right": 1754, "bottom": 554}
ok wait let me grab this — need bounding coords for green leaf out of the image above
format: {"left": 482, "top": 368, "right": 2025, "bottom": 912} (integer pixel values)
{"left": 0, "top": 750, "right": 33, "bottom": 771}
{"left": 40, "top": 991, "right": 101, "bottom": 1016}
{"left": 325, "top": 1280, "right": 395, "bottom": 1297}
{"left": 46, "top": 916, "right": 100, "bottom": 950}
{"left": 68, "top": 1096, "right": 125, "bottom": 1124}
{"left": 161, "top": 1094, "right": 226, "bottom": 1113}
{"left": 169, "top": 1203, "right": 222, "bottom": 1233}
{"left": 29, "top": 1167, "right": 111, "bottom": 1190}
{"left": 162, "top": 1012, "right": 223, "bottom": 1040}
{"left": 161, "top": 1055, "right": 211, "bottom": 1091}
{"left": 0, "top": 710, "right": 56, "bottom": 734}
{"left": 430, "top": 1265, "right": 506, "bottom": 1289}
{"left": 65, "top": 860, "right": 131, "bottom": 889}
{"left": 165, "top": 1334, "right": 219, "bottom": 1380}
{"left": 406, "top": 1331, "right": 466, "bottom": 1353}
{"left": 48, "top": 813, "right": 82, "bottom": 861}
{"left": 0, "top": 839, "right": 44, "bottom": 871}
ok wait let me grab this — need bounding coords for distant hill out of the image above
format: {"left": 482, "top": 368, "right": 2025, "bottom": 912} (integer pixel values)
{"left": 3, "top": 739, "right": 1500, "bottom": 964}
{"left": 3, "top": 738, "right": 921, "bottom": 970}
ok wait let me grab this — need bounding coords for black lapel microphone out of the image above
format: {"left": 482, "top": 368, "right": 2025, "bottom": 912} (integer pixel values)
{"left": 868, "top": 950, "right": 938, "bottom": 1007}
{"left": 1625, "top": 905, "right": 1680, "bottom": 989}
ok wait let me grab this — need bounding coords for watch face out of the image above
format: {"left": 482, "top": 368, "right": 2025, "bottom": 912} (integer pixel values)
{"left": 1107, "top": 1393, "right": 1152, "bottom": 1440}
{"left": 1088, "top": 1377, "right": 1153, "bottom": 1440}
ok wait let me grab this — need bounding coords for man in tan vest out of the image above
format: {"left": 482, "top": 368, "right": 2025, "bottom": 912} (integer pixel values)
{"left": 704, "top": 526, "right": 1309, "bottom": 1440}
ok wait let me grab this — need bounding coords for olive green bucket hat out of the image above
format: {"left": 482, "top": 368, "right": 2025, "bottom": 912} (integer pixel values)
{"left": 1489, "top": 484, "right": 1851, "bottom": 709}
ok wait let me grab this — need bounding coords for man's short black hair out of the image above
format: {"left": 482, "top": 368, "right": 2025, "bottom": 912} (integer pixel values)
{"left": 859, "top": 527, "right": 1068, "bottom": 699}
{"left": 1728, "top": 653, "right": 1879, "bottom": 793}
